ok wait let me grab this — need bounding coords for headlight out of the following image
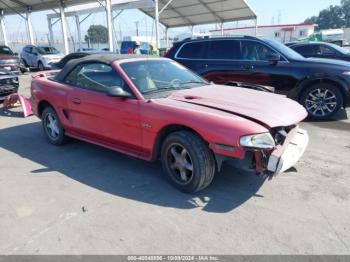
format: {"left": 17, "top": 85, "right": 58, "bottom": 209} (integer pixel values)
{"left": 342, "top": 71, "right": 350, "bottom": 76}
{"left": 240, "top": 133, "right": 275, "bottom": 150}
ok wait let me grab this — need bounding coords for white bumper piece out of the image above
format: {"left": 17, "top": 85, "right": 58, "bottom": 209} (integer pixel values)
{"left": 267, "top": 127, "right": 309, "bottom": 174}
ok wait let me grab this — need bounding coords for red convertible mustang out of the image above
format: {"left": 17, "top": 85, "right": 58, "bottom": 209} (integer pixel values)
{"left": 31, "top": 54, "right": 309, "bottom": 192}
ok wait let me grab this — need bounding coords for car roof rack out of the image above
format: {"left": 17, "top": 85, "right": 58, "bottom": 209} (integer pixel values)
{"left": 182, "top": 35, "right": 259, "bottom": 42}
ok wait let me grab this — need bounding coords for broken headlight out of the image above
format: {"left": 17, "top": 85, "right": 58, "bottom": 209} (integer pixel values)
{"left": 240, "top": 133, "right": 276, "bottom": 150}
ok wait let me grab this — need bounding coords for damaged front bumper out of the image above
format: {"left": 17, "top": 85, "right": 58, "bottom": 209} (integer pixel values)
{"left": 254, "top": 126, "right": 309, "bottom": 176}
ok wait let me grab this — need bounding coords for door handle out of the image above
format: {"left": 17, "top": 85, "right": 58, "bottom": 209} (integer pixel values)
{"left": 71, "top": 98, "right": 81, "bottom": 105}
{"left": 241, "top": 65, "right": 254, "bottom": 70}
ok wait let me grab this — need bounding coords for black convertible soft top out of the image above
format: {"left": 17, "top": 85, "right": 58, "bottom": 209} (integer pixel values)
{"left": 54, "top": 54, "right": 150, "bottom": 83}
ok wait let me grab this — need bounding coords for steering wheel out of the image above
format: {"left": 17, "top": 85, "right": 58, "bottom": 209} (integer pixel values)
{"left": 170, "top": 78, "right": 182, "bottom": 88}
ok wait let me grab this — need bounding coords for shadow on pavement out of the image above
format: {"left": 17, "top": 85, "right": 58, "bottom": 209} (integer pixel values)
{"left": 0, "top": 121, "right": 266, "bottom": 213}
{"left": 307, "top": 108, "right": 350, "bottom": 131}
{"left": 0, "top": 107, "right": 24, "bottom": 118}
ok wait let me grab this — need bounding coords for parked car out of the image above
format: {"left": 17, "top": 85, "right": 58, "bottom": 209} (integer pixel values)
{"left": 76, "top": 48, "right": 97, "bottom": 52}
{"left": 120, "top": 41, "right": 150, "bottom": 54}
{"left": 0, "top": 45, "right": 26, "bottom": 74}
{"left": 30, "top": 55, "right": 309, "bottom": 193}
{"left": 0, "top": 69, "right": 19, "bottom": 100}
{"left": 51, "top": 52, "right": 92, "bottom": 70}
{"left": 51, "top": 51, "right": 115, "bottom": 69}
{"left": 20, "top": 45, "right": 64, "bottom": 71}
{"left": 165, "top": 36, "right": 350, "bottom": 120}
{"left": 289, "top": 42, "right": 350, "bottom": 61}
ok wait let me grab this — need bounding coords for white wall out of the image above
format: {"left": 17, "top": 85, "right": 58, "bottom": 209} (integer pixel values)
{"left": 211, "top": 24, "right": 315, "bottom": 43}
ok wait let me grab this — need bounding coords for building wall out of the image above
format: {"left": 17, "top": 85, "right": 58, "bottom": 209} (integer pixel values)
{"left": 210, "top": 24, "right": 316, "bottom": 43}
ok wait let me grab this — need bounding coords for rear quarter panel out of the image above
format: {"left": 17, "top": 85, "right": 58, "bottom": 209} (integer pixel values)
{"left": 31, "top": 75, "right": 70, "bottom": 127}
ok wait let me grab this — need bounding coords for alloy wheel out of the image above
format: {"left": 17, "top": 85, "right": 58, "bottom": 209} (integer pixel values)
{"left": 304, "top": 88, "right": 338, "bottom": 117}
{"left": 45, "top": 112, "right": 60, "bottom": 139}
{"left": 166, "top": 143, "right": 194, "bottom": 185}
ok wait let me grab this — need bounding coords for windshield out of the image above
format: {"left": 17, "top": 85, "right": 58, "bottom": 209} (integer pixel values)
{"left": 0, "top": 46, "right": 14, "bottom": 55}
{"left": 37, "top": 46, "right": 60, "bottom": 55}
{"left": 120, "top": 60, "right": 208, "bottom": 97}
{"left": 327, "top": 43, "right": 350, "bottom": 54}
{"left": 263, "top": 38, "right": 304, "bottom": 60}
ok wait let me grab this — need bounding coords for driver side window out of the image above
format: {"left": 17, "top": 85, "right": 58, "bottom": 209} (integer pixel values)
{"left": 241, "top": 41, "right": 279, "bottom": 61}
{"left": 64, "top": 63, "right": 130, "bottom": 93}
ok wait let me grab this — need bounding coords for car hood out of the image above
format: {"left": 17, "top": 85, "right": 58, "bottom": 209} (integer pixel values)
{"left": 42, "top": 54, "right": 64, "bottom": 60}
{"left": 167, "top": 85, "right": 308, "bottom": 128}
{"left": 0, "top": 54, "right": 18, "bottom": 61}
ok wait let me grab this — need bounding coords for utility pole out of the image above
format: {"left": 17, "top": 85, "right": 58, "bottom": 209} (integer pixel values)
{"left": 135, "top": 21, "right": 139, "bottom": 36}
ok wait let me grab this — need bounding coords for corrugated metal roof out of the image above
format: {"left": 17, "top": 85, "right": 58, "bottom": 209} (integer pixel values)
{"left": 141, "top": 0, "right": 257, "bottom": 28}
{"left": 0, "top": 0, "right": 256, "bottom": 28}
{"left": 0, "top": 0, "right": 89, "bottom": 14}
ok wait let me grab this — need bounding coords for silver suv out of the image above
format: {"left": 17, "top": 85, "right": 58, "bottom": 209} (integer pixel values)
{"left": 20, "top": 45, "right": 64, "bottom": 71}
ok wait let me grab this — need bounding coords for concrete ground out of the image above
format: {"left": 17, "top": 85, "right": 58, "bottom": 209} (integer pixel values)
{"left": 0, "top": 75, "right": 350, "bottom": 255}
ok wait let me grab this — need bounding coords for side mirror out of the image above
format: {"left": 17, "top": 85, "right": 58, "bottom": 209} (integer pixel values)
{"left": 106, "top": 86, "right": 132, "bottom": 98}
{"left": 14, "top": 52, "right": 18, "bottom": 56}
{"left": 33, "top": 52, "right": 38, "bottom": 56}
{"left": 267, "top": 53, "right": 281, "bottom": 65}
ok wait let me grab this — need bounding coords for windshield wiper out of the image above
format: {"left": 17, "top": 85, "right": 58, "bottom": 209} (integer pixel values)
{"left": 179, "top": 80, "right": 207, "bottom": 86}
{"left": 142, "top": 86, "right": 173, "bottom": 94}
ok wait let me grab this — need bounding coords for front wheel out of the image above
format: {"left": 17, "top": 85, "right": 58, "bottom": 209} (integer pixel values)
{"left": 161, "top": 131, "right": 216, "bottom": 193}
{"left": 300, "top": 83, "right": 343, "bottom": 120}
{"left": 38, "top": 61, "right": 45, "bottom": 71}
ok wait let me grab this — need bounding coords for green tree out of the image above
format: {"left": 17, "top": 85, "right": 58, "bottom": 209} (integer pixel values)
{"left": 85, "top": 25, "right": 108, "bottom": 44}
{"left": 304, "top": 1, "right": 350, "bottom": 30}
{"left": 341, "top": 0, "right": 350, "bottom": 27}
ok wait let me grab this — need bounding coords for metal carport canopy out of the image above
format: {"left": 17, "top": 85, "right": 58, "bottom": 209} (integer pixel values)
{"left": 141, "top": 0, "right": 257, "bottom": 28}
{"left": 0, "top": 0, "right": 256, "bottom": 25}
{"left": 0, "top": 0, "right": 257, "bottom": 52}
{"left": 0, "top": 0, "right": 89, "bottom": 15}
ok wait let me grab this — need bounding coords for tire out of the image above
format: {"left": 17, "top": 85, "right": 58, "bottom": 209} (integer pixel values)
{"left": 41, "top": 106, "right": 66, "bottom": 145}
{"left": 38, "top": 61, "right": 44, "bottom": 71}
{"left": 21, "top": 58, "right": 28, "bottom": 67}
{"left": 300, "top": 83, "right": 343, "bottom": 120}
{"left": 161, "top": 131, "right": 216, "bottom": 193}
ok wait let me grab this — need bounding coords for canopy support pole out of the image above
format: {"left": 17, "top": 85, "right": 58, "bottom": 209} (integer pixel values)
{"left": 254, "top": 18, "right": 258, "bottom": 36}
{"left": 75, "top": 15, "right": 82, "bottom": 51}
{"left": 47, "top": 17, "right": 54, "bottom": 45}
{"left": 154, "top": 0, "right": 160, "bottom": 51}
{"left": 59, "top": 1, "right": 69, "bottom": 54}
{"left": 26, "top": 8, "right": 34, "bottom": 45}
{"left": 112, "top": 10, "right": 123, "bottom": 54}
{"left": 0, "top": 11, "right": 8, "bottom": 46}
{"left": 165, "top": 27, "right": 168, "bottom": 49}
{"left": 105, "top": 0, "right": 114, "bottom": 52}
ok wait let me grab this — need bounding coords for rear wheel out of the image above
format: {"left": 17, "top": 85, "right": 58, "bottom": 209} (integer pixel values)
{"left": 42, "top": 107, "right": 66, "bottom": 145}
{"left": 161, "top": 131, "right": 216, "bottom": 193}
{"left": 300, "top": 83, "right": 343, "bottom": 120}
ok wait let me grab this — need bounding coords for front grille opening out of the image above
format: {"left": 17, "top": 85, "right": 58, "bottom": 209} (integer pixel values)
{"left": 270, "top": 125, "right": 296, "bottom": 146}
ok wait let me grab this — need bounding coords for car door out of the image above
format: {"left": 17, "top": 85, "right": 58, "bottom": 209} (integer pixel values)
{"left": 30, "top": 47, "right": 40, "bottom": 67}
{"left": 188, "top": 39, "right": 251, "bottom": 85}
{"left": 63, "top": 62, "right": 142, "bottom": 151}
{"left": 23, "top": 47, "right": 33, "bottom": 67}
{"left": 173, "top": 41, "right": 208, "bottom": 73}
{"left": 238, "top": 40, "right": 299, "bottom": 94}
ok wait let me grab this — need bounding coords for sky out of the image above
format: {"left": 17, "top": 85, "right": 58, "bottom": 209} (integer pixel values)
{"left": 0, "top": 0, "right": 342, "bottom": 43}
